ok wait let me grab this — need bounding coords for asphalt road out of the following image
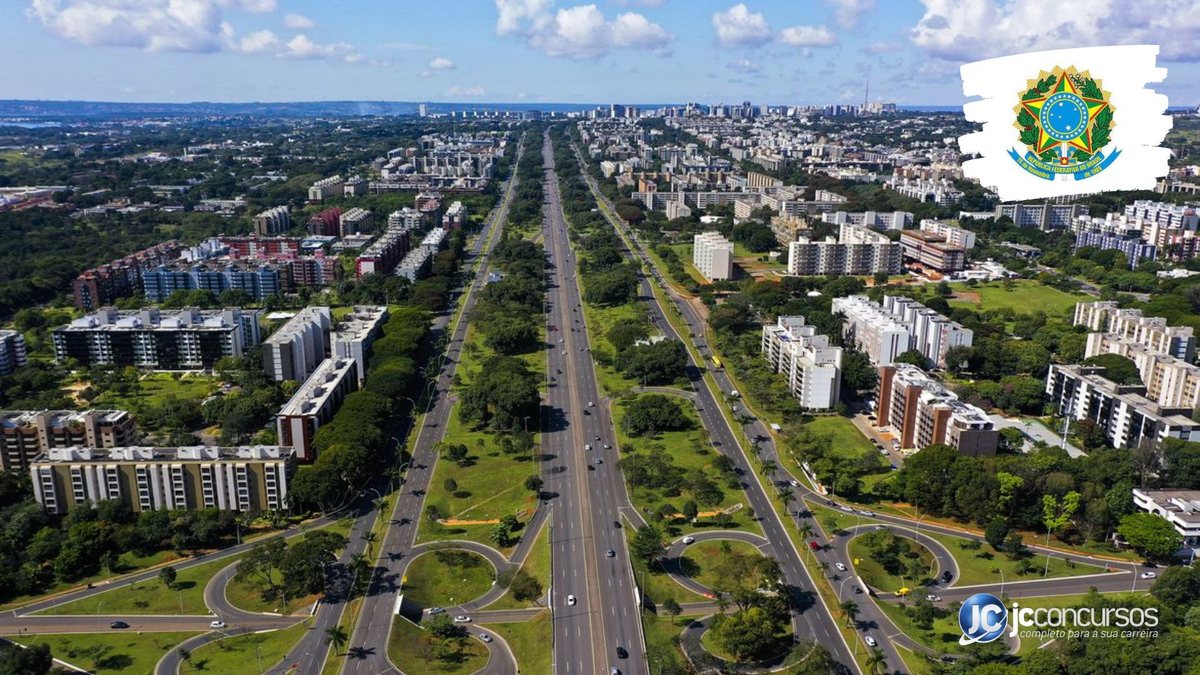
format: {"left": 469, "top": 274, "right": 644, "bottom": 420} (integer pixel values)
{"left": 542, "top": 130, "right": 646, "bottom": 675}
{"left": 341, "top": 142, "right": 523, "bottom": 675}
{"left": 572, "top": 145, "right": 862, "bottom": 674}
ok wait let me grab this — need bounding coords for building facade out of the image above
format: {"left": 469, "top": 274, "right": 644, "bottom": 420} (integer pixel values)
{"left": 275, "top": 357, "right": 359, "bottom": 462}
{"left": 877, "top": 364, "right": 998, "bottom": 455}
{"left": 252, "top": 206, "right": 291, "bottom": 236}
{"left": 53, "top": 308, "right": 262, "bottom": 370}
{"left": 262, "top": 307, "right": 333, "bottom": 382}
{"left": 833, "top": 295, "right": 972, "bottom": 368}
{"left": 1046, "top": 364, "right": 1200, "bottom": 449}
{"left": 0, "top": 330, "right": 27, "bottom": 376}
{"left": 760, "top": 316, "right": 842, "bottom": 409}
{"left": 1, "top": 409, "right": 136, "bottom": 472}
{"left": 332, "top": 306, "right": 389, "bottom": 383}
{"left": 693, "top": 232, "right": 734, "bottom": 281}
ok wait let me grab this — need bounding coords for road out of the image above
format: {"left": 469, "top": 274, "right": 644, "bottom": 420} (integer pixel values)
{"left": 572, "top": 144, "right": 861, "bottom": 673}
{"left": 341, "top": 141, "right": 523, "bottom": 675}
{"left": 542, "top": 130, "right": 646, "bottom": 675}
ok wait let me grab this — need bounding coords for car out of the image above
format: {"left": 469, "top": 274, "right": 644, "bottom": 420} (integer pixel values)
{"left": 559, "top": 338, "right": 565, "bottom": 343}
{"left": 594, "top": 457, "right": 603, "bottom": 464}
{"left": 479, "top": 633, "right": 493, "bottom": 643}
{"left": 585, "top": 444, "right": 592, "bottom": 451}
{"left": 874, "top": 525, "right": 885, "bottom": 531}
{"left": 427, "top": 607, "right": 445, "bottom": 615}
{"left": 1140, "top": 572, "right": 1157, "bottom": 579}
{"left": 610, "top": 669, "right": 622, "bottom": 675}
{"left": 454, "top": 616, "right": 471, "bottom": 623}
{"left": 859, "top": 510, "right": 875, "bottom": 517}
{"left": 853, "top": 586, "right": 863, "bottom": 594}
{"left": 209, "top": 620, "right": 227, "bottom": 629}
{"left": 595, "top": 435, "right": 602, "bottom": 440}
{"left": 682, "top": 536, "right": 695, "bottom": 544}
{"left": 809, "top": 540, "right": 821, "bottom": 551}
{"left": 616, "top": 646, "right": 628, "bottom": 659}
{"left": 606, "top": 549, "right": 616, "bottom": 557}
{"left": 588, "top": 401, "right": 595, "bottom": 407}
{"left": 941, "top": 571, "right": 953, "bottom": 583}
{"left": 603, "top": 443, "right": 611, "bottom": 449}
{"left": 613, "top": 520, "right": 621, "bottom": 528}
{"left": 109, "top": 621, "right": 129, "bottom": 629}
{"left": 567, "top": 595, "right": 577, "bottom": 606}
{"left": 789, "top": 479, "right": 800, "bottom": 487}
{"left": 864, "top": 636, "right": 877, "bottom": 648}
{"left": 561, "top": 350, "right": 566, "bottom": 355}
{"left": 835, "top": 562, "right": 847, "bottom": 571}
{"left": 840, "top": 506, "right": 854, "bottom": 513}
{"left": 926, "top": 594, "right": 941, "bottom": 602}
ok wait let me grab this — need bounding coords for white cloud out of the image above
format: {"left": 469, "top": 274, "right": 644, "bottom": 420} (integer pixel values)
{"left": 494, "top": 0, "right": 672, "bottom": 59}
{"left": 727, "top": 58, "right": 760, "bottom": 73}
{"left": 779, "top": 25, "right": 836, "bottom": 47}
{"left": 711, "top": 3, "right": 772, "bottom": 48}
{"left": 612, "top": 0, "right": 666, "bottom": 6}
{"left": 868, "top": 41, "right": 901, "bottom": 53}
{"left": 447, "top": 85, "right": 487, "bottom": 97}
{"left": 912, "top": 0, "right": 1200, "bottom": 63}
{"left": 283, "top": 12, "right": 314, "bottom": 29}
{"left": 824, "top": 0, "right": 874, "bottom": 29}
{"left": 217, "top": 0, "right": 276, "bottom": 12}
{"left": 283, "top": 34, "right": 357, "bottom": 61}
{"left": 428, "top": 56, "right": 456, "bottom": 70}
{"left": 235, "top": 29, "right": 280, "bottom": 54}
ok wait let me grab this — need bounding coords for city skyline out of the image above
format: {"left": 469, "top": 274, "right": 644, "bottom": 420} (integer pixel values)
{"left": 4, "top": 0, "right": 1200, "bottom": 106}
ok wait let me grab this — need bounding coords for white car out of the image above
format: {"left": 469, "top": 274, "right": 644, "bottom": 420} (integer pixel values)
{"left": 588, "top": 401, "right": 595, "bottom": 407}
{"left": 479, "top": 633, "right": 493, "bottom": 643}
{"left": 567, "top": 595, "right": 577, "bottom": 606}
{"left": 209, "top": 620, "right": 226, "bottom": 629}
{"left": 789, "top": 480, "right": 800, "bottom": 487}
{"left": 925, "top": 594, "right": 941, "bottom": 602}
{"left": 585, "top": 444, "right": 592, "bottom": 451}
{"left": 864, "top": 636, "right": 877, "bottom": 648}
{"left": 1140, "top": 572, "right": 1157, "bottom": 579}
{"left": 835, "top": 562, "right": 847, "bottom": 572}
{"left": 681, "top": 536, "right": 695, "bottom": 544}
{"left": 454, "top": 615, "right": 471, "bottom": 623}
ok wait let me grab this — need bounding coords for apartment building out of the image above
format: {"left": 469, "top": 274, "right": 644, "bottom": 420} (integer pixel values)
{"left": 1, "top": 410, "right": 136, "bottom": 472}
{"left": 252, "top": 206, "right": 291, "bottom": 236}
{"left": 833, "top": 295, "right": 972, "bottom": 368}
{"left": 1124, "top": 200, "right": 1199, "bottom": 230}
{"left": 995, "top": 202, "right": 1088, "bottom": 230}
{"left": 395, "top": 248, "right": 432, "bottom": 282}
{"left": 877, "top": 364, "right": 998, "bottom": 456}
{"left": 693, "top": 232, "right": 734, "bottom": 281}
{"left": 72, "top": 241, "right": 183, "bottom": 310}
{"left": 1085, "top": 332, "right": 1200, "bottom": 409}
{"left": 786, "top": 223, "right": 902, "bottom": 276}
{"left": 760, "top": 316, "right": 842, "bottom": 409}
{"left": 339, "top": 207, "right": 373, "bottom": 236}
{"left": 142, "top": 260, "right": 285, "bottom": 302}
{"left": 356, "top": 221, "right": 417, "bottom": 278}
{"left": 918, "top": 219, "right": 976, "bottom": 249}
{"left": 0, "top": 330, "right": 27, "bottom": 376}
{"left": 343, "top": 176, "right": 368, "bottom": 198}
{"left": 275, "top": 357, "right": 359, "bottom": 462}
{"left": 332, "top": 306, "right": 389, "bottom": 383}
{"left": 262, "top": 307, "right": 332, "bottom": 382}
{"left": 885, "top": 177, "right": 963, "bottom": 206}
{"left": 53, "top": 308, "right": 262, "bottom": 370}
{"left": 821, "top": 210, "right": 913, "bottom": 231}
{"left": 1046, "top": 364, "right": 1200, "bottom": 449}
{"left": 30, "top": 445, "right": 292, "bottom": 514}
{"left": 443, "top": 201, "right": 468, "bottom": 229}
{"left": 900, "top": 229, "right": 967, "bottom": 273}
{"left": 308, "top": 175, "right": 344, "bottom": 203}
{"left": 1074, "top": 229, "right": 1156, "bottom": 268}
{"left": 1132, "top": 489, "right": 1200, "bottom": 553}
{"left": 1073, "top": 302, "right": 1196, "bottom": 362}
{"left": 308, "top": 207, "right": 342, "bottom": 237}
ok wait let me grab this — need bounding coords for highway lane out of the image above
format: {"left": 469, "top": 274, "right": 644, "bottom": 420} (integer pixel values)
{"left": 341, "top": 141, "right": 523, "bottom": 675}
{"left": 572, "top": 143, "right": 862, "bottom": 674}
{"left": 542, "top": 130, "right": 646, "bottom": 675}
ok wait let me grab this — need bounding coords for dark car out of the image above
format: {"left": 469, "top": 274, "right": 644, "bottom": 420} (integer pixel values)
{"left": 613, "top": 520, "right": 621, "bottom": 528}
{"left": 616, "top": 646, "right": 628, "bottom": 659}
{"left": 109, "top": 621, "right": 129, "bottom": 629}
{"left": 942, "top": 570, "right": 953, "bottom": 583}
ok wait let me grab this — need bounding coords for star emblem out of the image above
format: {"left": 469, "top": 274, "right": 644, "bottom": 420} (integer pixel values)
{"left": 1019, "top": 70, "right": 1109, "bottom": 155}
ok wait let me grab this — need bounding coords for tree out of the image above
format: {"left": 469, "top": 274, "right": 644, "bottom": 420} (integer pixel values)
{"left": 709, "top": 607, "right": 781, "bottom": 662}
{"left": 1149, "top": 566, "right": 1200, "bottom": 616}
{"left": 482, "top": 316, "right": 539, "bottom": 355}
{"left": 325, "top": 625, "right": 349, "bottom": 656}
{"left": 629, "top": 525, "right": 663, "bottom": 566}
{"left": 1118, "top": 513, "right": 1184, "bottom": 560}
{"left": 894, "top": 349, "right": 928, "bottom": 368}
{"left": 662, "top": 598, "right": 682, "bottom": 617}
{"left": 984, "top": 517, "right": 1010, "bottom": 551}
{"left": 839, "top": 599, "right": 859, "bottom": 627}
{"left": 945, "top": 345, "right": 974, "bottom": 375}
{"left": 524, "top": 475, "right": 544, "bottom": 494}
{"left": 158, "top": 565, "right": 178, "bottom": 590}
{"left": 618, "top": 341, "right": 687, "bottom": 386}
{"left": 840, "top": 347, "right": 877, "bottom": 392}
{"left": 1082, "top": 353, "right": 1142, "bottom": 385}
{"left": 0, "top": 643, "right": 53, "bottom": 675}
{"left": 621, "top": 394, "right": 690, "bottom": 436}
{"left": 1042, "top": 491, "right": 1081, "bottom": 576}
{"left": 509, "top": 570, "right": 543, "bottom": 601}
{"left": 681, "top": 500, "right": 699, "bottom": 522}
{"left": 865, "top": 647, "right": 888, "bottom": 675}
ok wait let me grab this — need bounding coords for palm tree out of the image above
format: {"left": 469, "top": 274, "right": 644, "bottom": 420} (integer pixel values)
{"left": 865, "top": 647, "right": 888, "bottom": 674}
{"left": 361, "top": 531, "right": 378, "bottom": 558}
{"left": 325, "top": 625, "right": 349, "bottom": 656}
{"left": 374, "top": 498, "right": 390, "bottom": 517}
{"left": 839, "top": 600, "right": 859, "bottom": 628}
{"left": 779, "top": 487, "right": 795, "bottom": 513}
{"left": 759, "top": 459, "right": 777, "bottom": 478}
{"left": 799, "top": 521, "right": 815, "bottom": 558}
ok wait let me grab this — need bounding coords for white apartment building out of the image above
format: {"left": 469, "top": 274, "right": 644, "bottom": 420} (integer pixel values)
{"left": 786, "top": 223, "right": 902, "bottom": 276}
{"left": 1046, "top": 364, "right": 1200, "bottom": 449}
{"left": 1085, "top": 332, "right": 1200, "bottom": 410}
{"left": 1124, "top": 200, "right": 1199, "bottom": 230}
{"left": 308, "top": 175, "right": 344, "bottom": 203}
{"left": 332, "top": 306, "right": 389, "bottom": 383}
{"left": 1073, "top": 301, "right": 1197, "bottom": 362}
{"left": 919, "top": 219, "right": 976, "bottom": 249}
{"left": 883, "top": 296, "right": 974, "bottom": 368}
{"left": 821, "top": 210, "right": 913, "bottom": 231}
{"left": 1132, "top": 489, "right": 1200, "bottom": 553}
{"left": 760, "top": 316, "right": 842, "bottom": 409}
{"left": 276, "top": 356, "right": 359, "bottom": 462}
{"left": 339, "top": 207, "right": 373, "bottom": 236}
{"left": 693, "top": 232, "right": 734, "bottom": 281}
{"left": 995, "top": 202, "right": 1088, "bottom": 230}
{"left": 0, "top": 330, "right": 27, "bottom": 376}
{"left": 832, "top": 295, "right": 972, "bottom": 368}
{"left": 261, "top": 307, "right": 332, "bottom": 382}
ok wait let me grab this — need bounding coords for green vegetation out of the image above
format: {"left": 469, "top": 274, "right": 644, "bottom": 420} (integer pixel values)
{"left": 388, "top": 615, "right": 489, "bottom": 674}
{"left": 641, "top": 611, "right": 693, "bottom": 675}
{"left": 490, "top": 520, "right": 549, "bottom": 610}
{"left": 39, "top": 555, "right": 233, "bottom": 616}
{"left": 680, "top": 539, "right": 763, "bottom": 591}
{"left": 402, "top": 549, "right": 497, "bottom": 608}
{"left": 6, "top": 631, "right": 196, "bottom": 674}
{"left": 848, "top": 531, "right": 936, "bottom": 592}
{"left": 483, "top": 612, "right": 553, "bottom": 675}
{"left": 229, "top": 530, "right": 346, "bottom": 615}
{"left": 946, "top": 279, "right": 1090, "bottom": 318}
{"left": 90, "top": 371, "right": 219, "bottom": 413}
{"left": 183, "top": 621, "right": 309, "bottom": 674}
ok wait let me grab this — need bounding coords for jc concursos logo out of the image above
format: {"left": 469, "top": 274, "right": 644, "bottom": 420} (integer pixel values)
{"left": 959, "top": 593, "right": 1007, "bottom": 645}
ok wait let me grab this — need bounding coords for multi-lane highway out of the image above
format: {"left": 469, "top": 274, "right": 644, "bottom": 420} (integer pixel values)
{"left": 341, "top": 140, "right": 523, "bottom": 675}
{"left": 542, "top": 130, "right": 646, "bottom": 675}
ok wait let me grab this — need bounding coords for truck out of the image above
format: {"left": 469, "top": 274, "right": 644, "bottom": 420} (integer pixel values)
{"left": 729, "top": 389, "right": 739, "bottom": 398}
{"left": 769, "top": 423, "right": 782, "bottom": 433}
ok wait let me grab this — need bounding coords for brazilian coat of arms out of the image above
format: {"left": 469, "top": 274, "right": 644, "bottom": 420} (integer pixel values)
{"left": 1008, "top": 66, "right": 1118, "bottom": 180}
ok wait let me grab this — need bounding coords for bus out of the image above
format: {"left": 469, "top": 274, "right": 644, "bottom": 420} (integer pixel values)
{"left": 711, "top": 355, "right": 722, "bottom": 369}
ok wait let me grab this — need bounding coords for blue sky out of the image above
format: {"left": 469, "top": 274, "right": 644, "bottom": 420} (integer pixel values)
{"left": 4, "top": 1, "right": 1199, "bottom": 106}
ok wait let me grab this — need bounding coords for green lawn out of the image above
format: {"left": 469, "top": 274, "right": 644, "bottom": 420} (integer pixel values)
{"left": 579, "top": 300, "right": 649, "bottom": 396}
{"left": 183, "top": 621, "right": 309, "bottom": 674}
{"left": 1, "top": 548, "right": 186, "bottom": 612}
{"left": 613, "top": 397, "right": 762, "bottom": 537}
{"left": 90, "top": 371, "right": 219, "bottom": 410}
{"left": 224, "top": 568, "right": 320, "bottom": 616}
{"left": 875, "top": 599, "right": 963, "bottom": 653}
{"left": 388, "top": 616, "right": 489, "bottom": 674}
{"left": 847, "top": 534, "right": 936, "bottom": 592}
{"left": 488, "top": 519, "right": 550, "bottom": 610}
{"left": 666, "top": 243, "right": 710, "bottom": 285}
{"left": 633, "top": 555, "right": 709, "bottom": 608}
{"left": 946, "top": 280, "right": 1091, "bottom": 319}
{"left": 402, "top": 549, "right": 497, "bottom": 608}
{"left": 810, "top": 504, "right": 1108, "bottom": 586}
{"left": 805, "top": 416, "right": 876, "bottom": 458}
{"left": 483, "top": 611, "right": 552, "bottom": 675}
{"left": 641, "top": 611, "right": 693, "bottom": 674}
{"left": 38, "top": 555, "right": 238, "bottom": 616}
{"left": 680, "top": 539, "right": 763, "bottom": 591}
{"left": 6, "top": 631, "right": 197, "bottom": 674}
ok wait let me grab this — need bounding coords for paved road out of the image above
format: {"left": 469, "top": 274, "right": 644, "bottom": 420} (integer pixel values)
{"left": 543, "top": 131, "right": 646, "bottom": 675}
{"left": 341, "top": 142, "right": 523, "bottom": 675}
{"left": 573, "top": 144, "right": 861, "bottom": 674}
{"left": 664, "top": 531, "right": 770, "bottom": 598}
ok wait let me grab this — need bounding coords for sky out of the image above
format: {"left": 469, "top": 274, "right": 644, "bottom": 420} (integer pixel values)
{"left": 2, "top": 0, "right": 1199, "bottom": 106}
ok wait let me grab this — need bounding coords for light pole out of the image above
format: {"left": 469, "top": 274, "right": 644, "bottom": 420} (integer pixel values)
{"left": 999, "top": 568, "right": 1006, "bottom": 598}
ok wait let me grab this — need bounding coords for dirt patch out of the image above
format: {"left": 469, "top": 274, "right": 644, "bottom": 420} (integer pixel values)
{"left": 951, "top": 291, "right": 981, "bottom": 304}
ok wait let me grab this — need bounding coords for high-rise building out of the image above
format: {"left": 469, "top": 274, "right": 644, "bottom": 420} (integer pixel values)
{"left": 1046, "top": 364, "right": 1200, "bottom": 449}
{"left": 53, "top": 308, "right": 262, "bottom": 370}
{"left": 0, "top": 330, "right": 27, "bottom": 376}
{"left": 693, "top": 232, "right": 734, "bottom": 281}
{"left": 275, "top": 357, "right": 359, "bottom": 462}
{"left": 877, "top": 364, "right": 997, "bottom": 455}
{"left": 332, "top": 306, "right": 389, "bottom": 383}
{"left": 1085, "top": 332, "right": 1200, "bottom": 409}
{"left": 262, "top": 307, "right": 332, "bottom": 382}
{"left": 832, "top": 295, "right": 972, "bottom": 368}
{"left": 142, "top": 260, "right": 285, "bottom": 302}
{"left": 252, "top": 206, "right": 291, "bottom": 236}
{"left": 786, "top": 223, "right": 902, "bottom": 276}
{"left": 760, "top": 316, "right": 842, "bottom": 409}
{"left": 72, "top": 242, "right": 183, "bottom": 310}
{"left": 1073, "top": 302, "right": 1196, "bottom": 362}
{"left": 995, "top": 202, "right": 1088, "bottom": 230}
{"left": 308, "top": 175, "right": 344, "bottom": 203}
{"left": 339, "top": 207, "right": 373, "bottom": 236}
{"left": 30, "top": 445, "right": 292, "bottom": 514}
{"left": 0, "top": 410, "right": 136, "bottom": 472}
{"left": 899, "top": 229, "right": 967, "bottom": 273}
{"left": 820, "top": 210, "right": 913, "bottom": 231}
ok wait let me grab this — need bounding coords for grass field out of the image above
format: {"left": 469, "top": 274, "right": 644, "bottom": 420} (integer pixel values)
{"left": 488, "top": 519, "right": 550, "bottom": 610}
{"left": 633, "top": 554, "right": 709, "bottom": 607}
{"left": 38, "top": 555, "right": 237, "bottom": 616}
{"left": 388, "top": 616, "right": 489, "bottom": 674}
{"left": 6, "top": 631, "right": 196, "bottom": 674}
{"left": 183, "top": 621, "right": 309, "bottom": 674}
{"left": 483, "top": 611, "right": 552, "bottom": 675}
{"left": 666, "top": 243, "right": 711, "bottom": 285}
{"left": 805, "top": 416, "right": 876, "bottom": 458}
{"left": 224, "top": 568, "right": 320, "bottom": 616}
{"left": 641, "top": 611, "right": 693, "bottom": 674}
{"left": 946, "top": 280, "right": 1091, "bottom": 318}
{"left": 1, "top": 548, "right": 185, "bottom": 612}
{"left": 579, "top": 300, "right": 649, "bottom": 396}
{"left": 402, "top": 549, "right": 497, "bottom": 608}
{"left": 847, "top": 534, "right": 936, "bottom": 592}
{"left": 90, "top": 371, "right": 220, "bottom": 410}
{"left": 680, "top": 539, "right": 763, "bottom": 591}
{"left": 613, "top": 396, "right": 761, "bottom": 537}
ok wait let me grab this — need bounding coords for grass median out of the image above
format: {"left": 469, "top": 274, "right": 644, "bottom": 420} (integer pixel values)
{"left": 7, "top": 631, "right": 197, "bottom": 674}
{"left": 183, "top": 621, "right": 309, "bottom": 674}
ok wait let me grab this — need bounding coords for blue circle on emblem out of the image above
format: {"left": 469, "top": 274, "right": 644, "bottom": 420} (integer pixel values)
{"left": 1040, "top": 92, "right": 1087, "bottom": 142}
